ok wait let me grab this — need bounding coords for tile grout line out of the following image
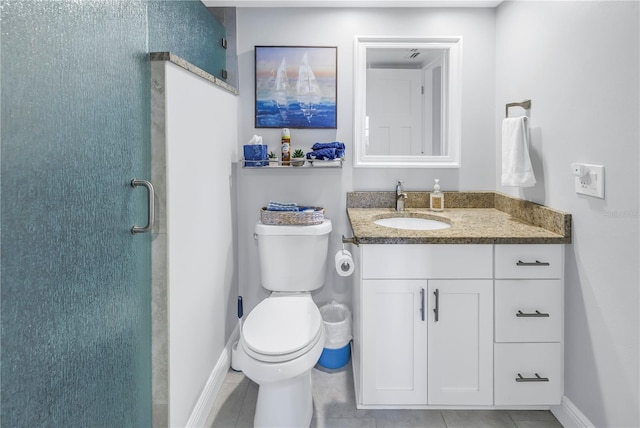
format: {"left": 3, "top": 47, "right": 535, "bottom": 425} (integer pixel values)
{"left": 232, "top": 379, "right": 251, "bottom": 428}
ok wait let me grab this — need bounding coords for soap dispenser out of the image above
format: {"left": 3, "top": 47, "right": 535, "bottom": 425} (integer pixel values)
{"left": 430, "top": 179, "right": 444, "bottom": 212}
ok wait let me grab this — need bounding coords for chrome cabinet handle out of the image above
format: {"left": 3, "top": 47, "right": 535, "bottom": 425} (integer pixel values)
{"left": 516, "top": 260, "right": 550, "bottom": 266}
{"left": 131, "top": 179, "right": 155, "bottom": 234}
{"left": 516, "top": 373, "right": 549, "bottom": 383}
{"left": 420, "top": 288, "right": 425, "bottom": 321}
{"left": 516, "top": 310, "right": 550, "bottom": 318}
{"left": 433, "top": 289, "right": 439, "bottom": 322}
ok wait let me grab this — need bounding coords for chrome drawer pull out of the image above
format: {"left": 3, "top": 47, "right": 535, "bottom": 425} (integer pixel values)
{"left": 516, "top": 373, "right": 549, "bottom": 382}
{"left": 433, "top": 289, "right": 439, "bottom": 322}
{"left": 420, "top": 288, "right": 425, "bottom": 321}
{"left": 516, "top": 310, "right": 550, "bottom": 318}
{"left": 516, "top": 260, "right": 550, "bottom": 267}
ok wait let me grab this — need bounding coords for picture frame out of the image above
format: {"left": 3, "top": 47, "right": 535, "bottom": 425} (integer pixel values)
{"left": 255, "top": 46, "right": 337, "bottom": 129}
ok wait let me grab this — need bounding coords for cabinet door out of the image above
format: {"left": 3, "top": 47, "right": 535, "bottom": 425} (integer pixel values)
{"left": 428, "top": 280, "right": 493, "bottom": 405}
{"left": 362, "top": 280, "right": 428, "bottom": 405}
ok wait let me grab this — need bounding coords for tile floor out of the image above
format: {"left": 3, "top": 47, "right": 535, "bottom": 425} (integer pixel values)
{"left": 205, "top": 362, "right": 563, "bottom": 428}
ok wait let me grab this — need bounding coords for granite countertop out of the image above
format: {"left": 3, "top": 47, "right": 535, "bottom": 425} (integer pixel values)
{"left": 346, "top": 192, "right": 572, "bottom": 245}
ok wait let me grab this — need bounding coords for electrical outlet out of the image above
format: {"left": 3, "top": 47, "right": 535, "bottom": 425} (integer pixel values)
{"left": 573, "top": 163, "right": 604, "bottom": 198}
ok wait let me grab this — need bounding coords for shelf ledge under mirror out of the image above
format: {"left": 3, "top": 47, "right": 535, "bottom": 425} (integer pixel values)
{"left": 241, "top": 158, "right": 344, "bottom": 168}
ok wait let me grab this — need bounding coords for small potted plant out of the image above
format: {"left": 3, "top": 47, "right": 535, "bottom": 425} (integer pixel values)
{"left": 268, "top": 151, "right": 278, "bottom": 167}
{"left": 291, "top": 149, "right": 305, "bottom": 167}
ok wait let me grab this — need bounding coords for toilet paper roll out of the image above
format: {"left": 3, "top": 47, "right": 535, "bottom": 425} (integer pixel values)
{"left": 335, "top": 249, "right": 354, "bottom": 277}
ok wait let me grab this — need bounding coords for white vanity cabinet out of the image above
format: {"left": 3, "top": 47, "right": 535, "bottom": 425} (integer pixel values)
{"left": 353, "top": 243, "right": 564, "bottom": 409}
{"left": 494, "top": 244, "right": 564, "bottom": 406}
{"left": 355, "top": 244, "right": 493, "bottom": 406}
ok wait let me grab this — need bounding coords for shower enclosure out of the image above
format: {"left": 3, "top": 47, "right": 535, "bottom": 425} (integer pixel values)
{"left": 1, "top": 1, "right": 227, "bottom": 426}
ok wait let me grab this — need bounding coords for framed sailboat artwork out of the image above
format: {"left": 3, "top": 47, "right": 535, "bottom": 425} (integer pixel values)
{"left": 255, "top": 46, "right": 337, "bottom": 129}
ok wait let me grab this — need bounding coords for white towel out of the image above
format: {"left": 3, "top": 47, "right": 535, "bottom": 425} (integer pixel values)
{"left": 501, "top": 116, "right": 536, "bottom": 187}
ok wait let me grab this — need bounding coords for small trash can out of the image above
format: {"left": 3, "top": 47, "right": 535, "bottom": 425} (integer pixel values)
{"left": 318, "top": 302, "right": 352, "bottom": 369}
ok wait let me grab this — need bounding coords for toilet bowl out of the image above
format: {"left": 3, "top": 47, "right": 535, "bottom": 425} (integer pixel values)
{"left": 235, "top": 294, "right": 325, "bottom": 427}
{"left": 236, "top": 219, "right": 332, "bottom": 427}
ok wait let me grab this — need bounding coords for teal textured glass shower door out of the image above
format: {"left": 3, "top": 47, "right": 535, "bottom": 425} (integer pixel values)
{"left": 1, "top": 2, "right": 152, "bottom": 426}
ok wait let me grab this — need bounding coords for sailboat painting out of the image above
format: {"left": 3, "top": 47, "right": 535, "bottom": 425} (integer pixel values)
{"left": 255, "top": 46, "right": 337, "bottom": 128}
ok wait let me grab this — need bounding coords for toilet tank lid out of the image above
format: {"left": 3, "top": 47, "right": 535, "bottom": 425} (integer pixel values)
{"left": 255, "top": 219, "right": 332, "bottom": 236}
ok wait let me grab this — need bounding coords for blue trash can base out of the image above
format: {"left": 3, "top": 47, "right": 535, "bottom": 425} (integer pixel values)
{"left": 318, "top": 343, "right": 350, "bottom": 369}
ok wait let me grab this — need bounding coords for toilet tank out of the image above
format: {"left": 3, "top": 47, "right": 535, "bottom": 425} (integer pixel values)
{"left": 255, "top": 220, "right": 332, "bottom": 292}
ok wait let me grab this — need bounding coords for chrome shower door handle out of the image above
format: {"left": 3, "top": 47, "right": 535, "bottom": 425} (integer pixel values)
{"left": 131, "top": 179, "right": 155, "bottom": 234}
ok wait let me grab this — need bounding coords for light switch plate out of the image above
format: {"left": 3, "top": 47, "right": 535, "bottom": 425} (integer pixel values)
{"left": 574, "top": 164, "right": 604, "bottom": 198}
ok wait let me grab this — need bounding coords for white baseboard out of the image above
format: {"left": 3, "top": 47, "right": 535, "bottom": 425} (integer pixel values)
{"left": 551, "top": 396, "right": 595, "bottom": 428}
{"left": 186, "top": 325, "right": 240, "bottom": 428}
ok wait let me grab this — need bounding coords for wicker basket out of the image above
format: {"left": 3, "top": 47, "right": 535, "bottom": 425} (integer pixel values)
{"left": 260, "top": 207, "right": 325, "bottom": 225}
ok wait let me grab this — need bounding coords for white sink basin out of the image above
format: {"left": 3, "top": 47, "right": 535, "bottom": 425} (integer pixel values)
{"left": 374, "top": 217, "right": 451, "bottom": 231}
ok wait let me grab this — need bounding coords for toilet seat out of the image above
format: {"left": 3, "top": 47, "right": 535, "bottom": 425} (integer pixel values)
{"left": 242, "top": 295, "right": 323, "bottom": 363}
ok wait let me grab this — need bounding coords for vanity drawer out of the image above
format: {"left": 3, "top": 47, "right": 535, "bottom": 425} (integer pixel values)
{"left": 494, "top": 343, "right": 562, "bottom": 405}
{"left": 495, "top": 245, "right": 563, "bottom": 279}
{"left": 361, "top": 244, "right": 493, "bottom": 279}
{"left": 495, "top": 280, "right": 562, "bottom": 343}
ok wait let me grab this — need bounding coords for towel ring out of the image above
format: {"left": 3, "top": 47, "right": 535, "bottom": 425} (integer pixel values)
{"left": 505, "top": 100, "right": 531, "bottom": 118}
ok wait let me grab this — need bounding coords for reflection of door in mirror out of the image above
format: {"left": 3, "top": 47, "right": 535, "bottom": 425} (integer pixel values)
{"left": 430, "top": 65, "right": 442, "bottom": 156}
{"left": 366, "top": 63, "right": 443, "bottom": 157}
{"left": 367, "top": 69, "right": 423, "bottom": 156}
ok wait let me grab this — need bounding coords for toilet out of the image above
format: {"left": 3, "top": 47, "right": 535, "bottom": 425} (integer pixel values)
{"left": 235, "top": 219, "right": 332, "bottom": 428}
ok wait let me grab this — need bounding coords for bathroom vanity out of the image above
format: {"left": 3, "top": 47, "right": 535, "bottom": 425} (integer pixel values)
{"left": 346, "top": 192, "right": 571, "bottom": 409}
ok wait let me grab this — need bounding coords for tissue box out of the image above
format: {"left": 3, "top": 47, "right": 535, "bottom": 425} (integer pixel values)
{"left": 243, "top": 145, "right": 268, "bottom": 167}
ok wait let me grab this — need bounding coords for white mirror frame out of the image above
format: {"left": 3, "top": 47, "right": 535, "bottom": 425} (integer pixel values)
{"left": 353, "top": 36, "right": 462, "bottom": 168}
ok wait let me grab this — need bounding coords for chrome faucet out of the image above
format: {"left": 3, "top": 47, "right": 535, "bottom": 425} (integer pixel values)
{"left": 395, "top": 180, "right": 408, "bottom": 211}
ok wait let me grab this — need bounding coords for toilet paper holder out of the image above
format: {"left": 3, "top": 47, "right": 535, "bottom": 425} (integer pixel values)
{"left": 335, "top": 241, "right": 355, "bottom": 277}
{"left": 341, "top": 235, "right": 359, "bottom": 247}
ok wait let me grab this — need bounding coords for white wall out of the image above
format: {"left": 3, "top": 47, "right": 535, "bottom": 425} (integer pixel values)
{"left": 236, "top": 7, "right": 496, "bottom": 313}
{"left": 495, "top": 2, "right": 639, "bottom": 427}
{"left": 164, "top": 62, "right": 239, "bottom": 427}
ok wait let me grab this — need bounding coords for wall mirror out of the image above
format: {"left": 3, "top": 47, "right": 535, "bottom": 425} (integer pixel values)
{"left": 353, "top": 36, "right": 462, "bottom": 168}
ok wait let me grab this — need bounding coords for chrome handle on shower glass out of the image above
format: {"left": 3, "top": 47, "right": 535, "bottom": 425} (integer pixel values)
{"left": 433, "top": 289, "right": 439, "bottom": 322}
{"left": 131, "top": 179, "right": 155, "bottom": 235}
{"left": 515, "top": 373, "right": 549, "bottom": 383}
{"left": 420, "top": 288, "right": 425, "bottom": 321}
{"left": 516, "top": 260, "right": 550, "bottom": 267}
{"left": 516, "top": 310, "right": 550, "bottom": 318}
